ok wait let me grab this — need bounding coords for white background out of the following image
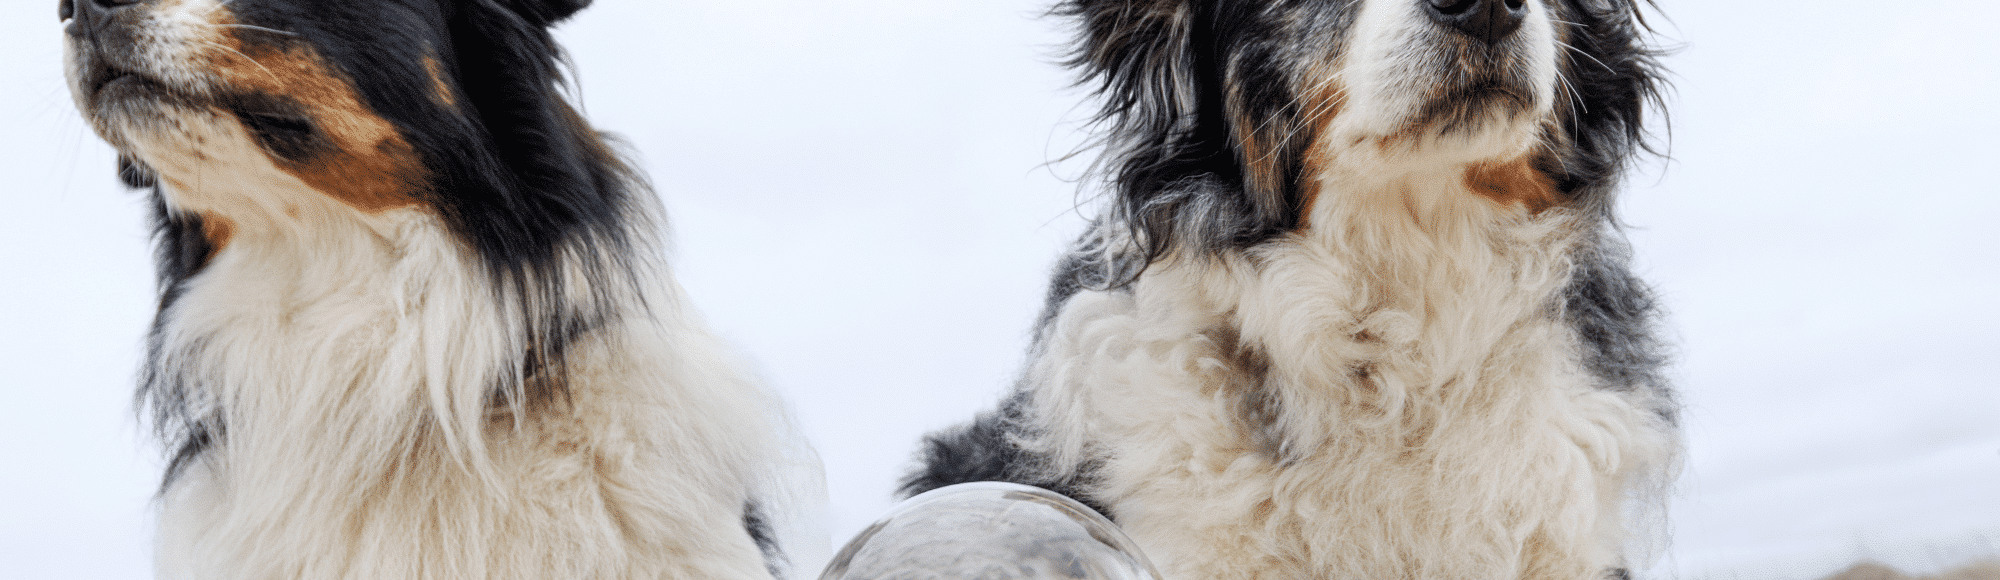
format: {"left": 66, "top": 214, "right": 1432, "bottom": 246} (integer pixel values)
{"left": 3, "top": 1, "right": 1995, "bottom": 578}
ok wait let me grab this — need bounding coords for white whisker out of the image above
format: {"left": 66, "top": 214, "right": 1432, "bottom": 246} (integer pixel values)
{"left": 214, "top": 24, "right": 300, "bottom": 38}
{"left": 195, "top": 40, "right": 275, "bottom": 80}
{"left": 1557, "top": 40, "right": 1614, "bottom": 73}
{"left": 1248, "top": 73, "right": 1344, "bottom": 166}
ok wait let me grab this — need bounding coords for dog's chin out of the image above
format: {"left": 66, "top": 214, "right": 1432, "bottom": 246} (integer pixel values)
{"left": 91, "top": 72, "right": 171, "bottom": 110}
{"left": 74, "top": 44, "right": 160, "bottom": 106}
{"left": 72, "top": 59, "right": 182, "bottom": 146}
{"left": 1425, "top": 72, "right": 1540, "bottom": 126}
{"left": 74, "top": 61, "right": 309, "bottom": 172}
{"left": 1386, "top": 76, "right": 1549, "bottom": 162}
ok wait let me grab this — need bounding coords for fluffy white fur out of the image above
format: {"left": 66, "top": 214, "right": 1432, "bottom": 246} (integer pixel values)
{"left": 1028, "top": 195, "right": 1673, "bottom": 580}
{"left": 138, "top": 113, "right": 823, "bottom": 580}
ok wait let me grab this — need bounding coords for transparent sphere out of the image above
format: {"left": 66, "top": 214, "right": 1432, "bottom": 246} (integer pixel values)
{"left": 819, "top": 482, "right": 1161, "bottom": 580}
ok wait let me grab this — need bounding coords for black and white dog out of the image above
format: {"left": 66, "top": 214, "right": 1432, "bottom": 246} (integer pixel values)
{"left": 905, "top": 0, "right": 1677, "bottom": 578}
{"left": 61, "top": 0, "right": 821, "bottom": 578}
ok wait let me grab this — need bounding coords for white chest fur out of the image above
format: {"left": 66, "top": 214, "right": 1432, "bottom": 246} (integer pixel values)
{"left": 147, "top": 199, "right": 793, "bottom": 580}
{"left": 1024, "top": 174, "right": 1674, "bottom": 580}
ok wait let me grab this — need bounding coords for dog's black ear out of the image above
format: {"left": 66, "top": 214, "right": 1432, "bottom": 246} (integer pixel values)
{"left": 436, "top": 0, "right": 631, "bottom": 278}
{"left": 493, "top": 0, "right": 591, "bottom": 27}
{"left": 1551, "top": 0, "right": 1664, "bottom": 218}
{"left": 1060, "top": 0, "right": 1283, "bottom": 275}
{"left": 1060, "top": 0, "right": 1199, "bottom": 125}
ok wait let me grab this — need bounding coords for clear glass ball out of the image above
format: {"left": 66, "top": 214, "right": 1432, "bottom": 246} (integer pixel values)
{"left": 819, "top": 482, "right": 1161, "bottom": 580}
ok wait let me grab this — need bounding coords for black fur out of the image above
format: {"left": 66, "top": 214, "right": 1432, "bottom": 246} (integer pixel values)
{"left": 1547, "top": 1, "right": 1677, "bottom": 422}
{"left": 103, "top": 0, "right": 637, "bottom": 488}
{"left": 140, "top": 192, "right": 219, "bottom": 487}
{"left": 1058, "top": 0, "right": 1332, "bottom": 275}
{"left": 1565, "top": 230, "right": 1675, "bottom": 420}
{"left": 899, "top": 392, "right": 1112, "bottom": 517}
{"left": 904, "top": 0, "right": 1674, "bottom": 525}
{"left": 1028, "top": 226, "right": 1142, "bottom": 343}
{"left": 742, "top": 502, "right": 786, "bottom": 580}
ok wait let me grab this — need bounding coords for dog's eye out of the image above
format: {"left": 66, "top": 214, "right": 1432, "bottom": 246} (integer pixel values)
{"left": 232, "top": 108, "right": 323, "bottom": 161}
{"left": 221, "top": 92, "right": 325, "bottom": 161}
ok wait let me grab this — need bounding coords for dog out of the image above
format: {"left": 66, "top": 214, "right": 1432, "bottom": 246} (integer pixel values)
{"left": 61, "top": 0, "right": 822, "bottom": 578}
{"left": 903, "top": 0, "right": 1678, "bottom": 579}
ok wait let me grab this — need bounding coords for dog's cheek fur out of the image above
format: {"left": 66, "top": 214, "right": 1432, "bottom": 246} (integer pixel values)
{"left": 1545, "top": 0, "right": 1665, "bottom": 216}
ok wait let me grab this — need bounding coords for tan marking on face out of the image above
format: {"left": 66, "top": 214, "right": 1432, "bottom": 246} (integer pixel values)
{"left": 1462, "top": 157, "right": 1559, "bottom": 212}
{"left": 1374, "top": 132, "right": 1412, "bottom": 154}
{"left": 1296, "top": 138, "right": 1331, "bottom": 229}
{"left": 421, "top": 55, "right": 457, "bottom": 108}
{"left": 1295, "top": 80, "right": 1348, "bottom": 227}
{"left": 208, "top": 21, "right": 425, "bottom": 213}
{"left": 1231, "top": 105, "right": 1284, "bottom": 208}
{"left": 199, "top": 212, "right": 235, "bottom": 258}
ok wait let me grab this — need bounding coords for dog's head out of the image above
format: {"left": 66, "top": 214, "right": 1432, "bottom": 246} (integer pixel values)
{"left": 61, "top": 0, "right": 626, "bottom": 272}
{"left": 1062, "top": 0, "right": 1663, "bottom": 264}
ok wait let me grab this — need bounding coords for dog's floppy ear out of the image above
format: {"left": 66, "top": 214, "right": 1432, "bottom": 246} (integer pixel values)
{"left": 494, "top": 0, "right": 591, "bottom": 27}
{"left": 436, "top": 0, "right": 632, "bottom": 278}
{"left": 1061, "top": 0, "right": 1285, "bottom": 275}
{"left": 1061, "top": 0, "right": 1199, "bottom": 127}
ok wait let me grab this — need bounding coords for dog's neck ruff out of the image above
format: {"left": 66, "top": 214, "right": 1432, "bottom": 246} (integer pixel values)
{"left": 1024, "top": 163, "right": 1670, "bottom": 580}
{"left": 157, "top": 199, "right": 519, "bottom": 465}
{"left": 143, "top": 155, "right": 784, "bottom": 580}
{"left": 1051, "top": 159, "right": 1581, "bottom": 455}
{"left": 1246, "top": 160, "right": 1582, "bottom": 444}
{"left": 139, "top": 113, "right": 537, "bottom": 463}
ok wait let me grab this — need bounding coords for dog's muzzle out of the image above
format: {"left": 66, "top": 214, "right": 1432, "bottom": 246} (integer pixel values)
{"left": 64, "top": 0, "right": 152, "bottom": 101}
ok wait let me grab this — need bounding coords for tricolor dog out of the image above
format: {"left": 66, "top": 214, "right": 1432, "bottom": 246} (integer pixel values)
{"left": 61, "top": 0, "right": 822, "bottom": 577}
{"left": 905, "top": 1, "right": 1678, "bottom": 579}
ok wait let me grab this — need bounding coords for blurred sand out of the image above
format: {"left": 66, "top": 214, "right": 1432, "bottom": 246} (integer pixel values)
{"left": 1823, "top": 561, "right": 2000, "bottom": 580}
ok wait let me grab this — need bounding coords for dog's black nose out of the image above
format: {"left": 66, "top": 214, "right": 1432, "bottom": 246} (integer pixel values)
{"left": 1425, "top": 0, "right": 1528, "bottom": 45}
{"left": 59, "top": 0, "right": 73, "bottom": 20}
